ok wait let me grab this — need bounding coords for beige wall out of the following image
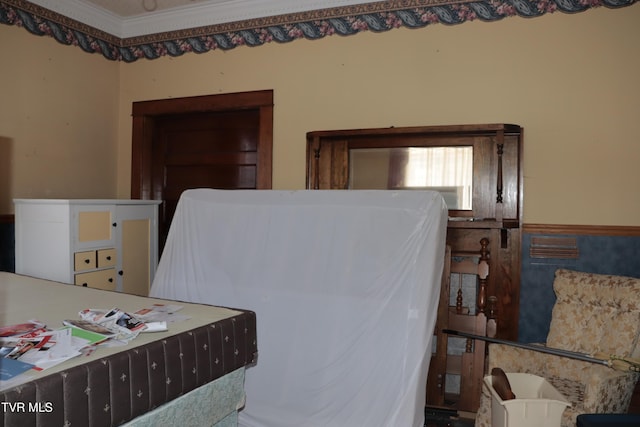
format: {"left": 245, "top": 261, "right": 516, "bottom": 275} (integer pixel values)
{"left": 0, "top": 24, "right": 119, "bottom": 213}
{"left": 2, "top": 5, "right": 639, "bottom": 226}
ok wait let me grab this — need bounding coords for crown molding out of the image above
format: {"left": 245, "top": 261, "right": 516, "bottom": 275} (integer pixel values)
{"left": 26, "top": 0, "right": 123, "bottom": 35}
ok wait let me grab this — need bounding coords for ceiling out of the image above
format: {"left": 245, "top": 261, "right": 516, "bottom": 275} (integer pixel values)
{"left": 78, "top": 0, "right": 216, "bottom": 17}
{"left": 25, "top": 0, "right": 380, "bottom": 39}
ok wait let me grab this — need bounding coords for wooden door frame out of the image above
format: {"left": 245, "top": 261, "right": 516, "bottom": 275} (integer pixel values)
{"left": 130, "top": 90, "right": 273, "bottom": 199}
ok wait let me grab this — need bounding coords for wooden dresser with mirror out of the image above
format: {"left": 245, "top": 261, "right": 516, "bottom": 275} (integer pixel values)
{"left": 306, "top": 123, "right": 523, "bottom": 413}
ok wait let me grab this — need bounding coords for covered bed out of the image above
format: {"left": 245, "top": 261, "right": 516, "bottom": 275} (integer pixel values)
{"left": 151, "top": 189, "right": 448, "bottom": 427}
{"left": 0, "top": 271, "right": 257, "bottom": 427}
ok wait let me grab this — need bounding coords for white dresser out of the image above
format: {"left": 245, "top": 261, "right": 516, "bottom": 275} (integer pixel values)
{"left": 14, "top": 199, "right": 161, "bottom": 296}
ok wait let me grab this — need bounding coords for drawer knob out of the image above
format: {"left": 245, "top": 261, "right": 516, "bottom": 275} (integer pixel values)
{"left": 106, "top": 256, "right": 112, "bottom": 260}
{"left": 118, "top": 270, "right": 124, "bottom": 276}
{"left": 108, "top": 278, "right": 113, "bottom": 283}
{"left": 112, "top": 222, "right": 117, "bottom": 227}
{"left": 84, "top": 259, "right": 90, "bottom": 264}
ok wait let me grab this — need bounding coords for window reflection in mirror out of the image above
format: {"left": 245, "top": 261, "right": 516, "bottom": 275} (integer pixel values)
{"left": 348, "top": 146, "right": 473, "bottom": 210}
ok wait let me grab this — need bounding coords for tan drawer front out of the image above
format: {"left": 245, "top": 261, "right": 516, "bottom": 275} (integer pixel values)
{"left": 74, "top": 251, "right": 97, "bottom": 271}
{"left": 74, "top": 269, "right": 116, "bottom": 291}
{"left": 97, "top": 248, "right": 117, "bottom": 267}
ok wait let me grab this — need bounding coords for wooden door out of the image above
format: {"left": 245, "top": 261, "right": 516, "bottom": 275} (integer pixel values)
{"left": 152, "top": 109, "right": 261, "bottom": 245}
{"left": 131, "top": 90, "right": 273, "bottom": 249}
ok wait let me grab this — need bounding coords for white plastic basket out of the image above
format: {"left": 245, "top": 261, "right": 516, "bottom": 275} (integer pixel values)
{"left": 484, "top": 372, "right": 570, "bottom": 427}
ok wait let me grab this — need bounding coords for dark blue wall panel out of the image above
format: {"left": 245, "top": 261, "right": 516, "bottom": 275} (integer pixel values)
{"left": 519, "top": 233, "right": 640, "bottom": 343}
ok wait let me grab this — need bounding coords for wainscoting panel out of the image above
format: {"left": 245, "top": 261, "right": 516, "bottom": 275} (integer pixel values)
{"left": 519, "top": 224, "right": 640, "bottom": 343}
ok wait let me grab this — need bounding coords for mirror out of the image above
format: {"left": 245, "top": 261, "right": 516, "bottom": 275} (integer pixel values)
{"left": 349, "top": 146, "right": 473, "bottom": 210}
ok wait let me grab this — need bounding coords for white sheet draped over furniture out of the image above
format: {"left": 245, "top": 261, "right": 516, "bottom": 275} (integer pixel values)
{"left": 151, "top": 189, "right": 448, "bottom": 427}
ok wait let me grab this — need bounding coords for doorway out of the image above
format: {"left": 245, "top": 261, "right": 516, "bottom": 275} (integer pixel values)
{"left": 130, "top": 90, "right": 273, "bottom": 249}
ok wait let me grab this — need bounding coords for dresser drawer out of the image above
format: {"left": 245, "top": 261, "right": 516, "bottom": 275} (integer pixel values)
{"left": 74, "top": 269, "right": 116, "bottom": 291}
{"left": 97, "top": 248, "right": 117, "bottom": 267}
{"left": 74, "top": 251, "right": 97, "bottom": 271}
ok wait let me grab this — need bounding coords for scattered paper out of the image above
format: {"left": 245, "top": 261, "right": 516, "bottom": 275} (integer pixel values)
{"left": 78, "top": 308, "right": 147, "bottom": 341}
{"left": 0, "top": 321, "right": 46, "bottom": 338}
{"left": 1, "top": 305, "right": 183, "bottom": 386}
{"left": 134, "top": 304, "right": 191, "bottom": 324}
{"left": 0, "top": 357, "right": 35, "bottom": 381}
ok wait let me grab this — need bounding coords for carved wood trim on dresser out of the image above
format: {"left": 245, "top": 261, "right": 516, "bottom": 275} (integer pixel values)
{"left": 307, "top": 123, "right": 523, "bottom": 342}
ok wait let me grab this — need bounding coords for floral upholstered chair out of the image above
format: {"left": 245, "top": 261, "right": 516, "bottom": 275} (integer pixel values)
{"left": 475, "top": 269, "right": 640, "bottom": 427}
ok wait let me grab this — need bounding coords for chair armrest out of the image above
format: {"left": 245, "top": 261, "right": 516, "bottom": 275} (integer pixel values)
{"left": 539, "top": 356, "right": 639, "bottom": 413}
{"left": 583, "top": 367, "right": 639, "bottom": 413}
{"left": 486, "top": 343, "right": 640, "bottom": 415}
{"left": 487, "top": 343, "right": 547, "bottom": 373}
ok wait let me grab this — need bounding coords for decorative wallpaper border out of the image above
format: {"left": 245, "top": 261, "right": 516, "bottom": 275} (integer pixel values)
{"left": 0, "top": 0, "right": 637, "bottom": 62}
